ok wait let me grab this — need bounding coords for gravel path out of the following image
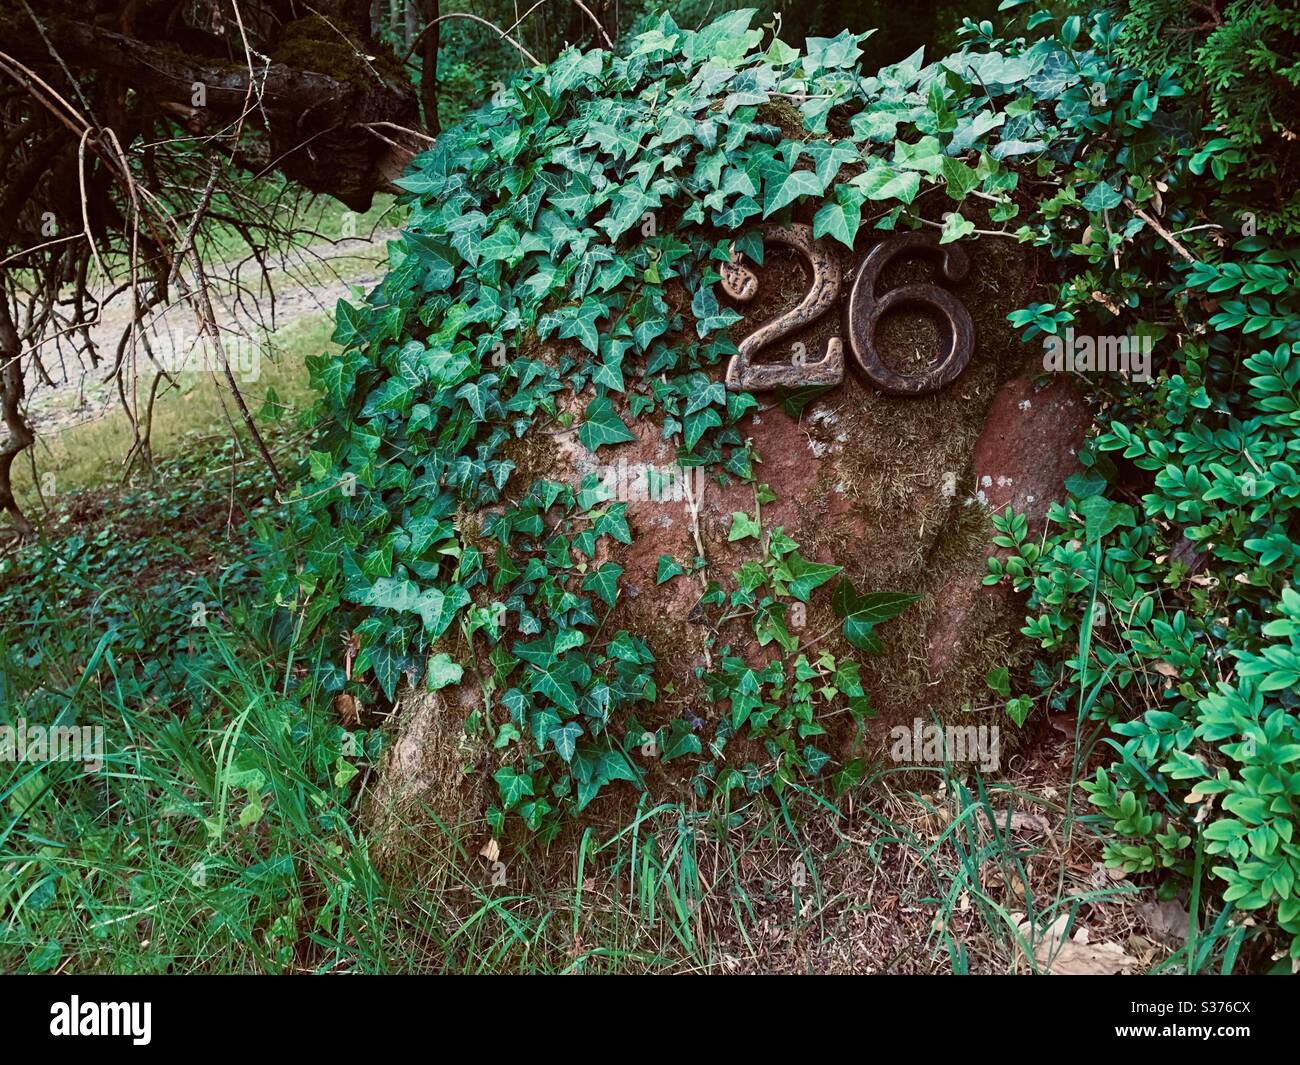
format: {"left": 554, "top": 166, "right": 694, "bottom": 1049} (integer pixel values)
{"left": 24, "top": 231, "right": 395, "bottom": 434}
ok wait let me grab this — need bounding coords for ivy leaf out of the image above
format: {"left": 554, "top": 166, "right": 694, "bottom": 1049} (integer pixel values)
{"left": 592, "top": 503, "right": 632, "bottom": 544}
{"left": 1079, "top": 495, "right": 1134, "bottom": 543}
{"left": 832, "top": 581, "right": 919, "bottom": 624}
{"left": 691, "top": 283, "right": 743, "bottom": 335}
{"left": 728, "top": 511, "right": 761, "bottom": 541}
{"left": 1082, "top": 180, "right": 1123, "bottom": 212}
{"left": 813, "top": 186, "right": 865, "bottom": 247}
{"left": 531, "top": 661, "right": 580, "bottom": 714}
{"left": 804, "top": 31, "right": 864, "bottom": 73}
{"left": 556, "top": 297, "right": 608, "bottom": 354}
{"left": 684, "top": 406, "right": 722, "bottom": 450}
{"left": 1005, "top": 695, "right": 1033, "bottom": 728}
{"left": 494, "top": 767, "right": 534, "bottom": 810}
{"left": 764, "top": 37, "right": 800, "bottom": 66}
{"left": 940, "top": 211, "right": 976, "bottom": 243}
{"left": 893, "top": 135, "right": 944, "bottom": 176}
{"left": 480, "top": 221, "right": 523, "bottom": 263}
{"left": 832, "top": 580, "right": 919, "bottom": 652}
{"left": 940, "top": 156, "right": 981, "bottom": 201}
{"left": 852, "top": 162, "right": 921, "bottom": 204}
{"left": 363, "top": 578, "right": 470, "bottom": 639}
{"left": 579, "top": 395, "right": 637, "bottom": 451}
{"left": 763, "top": 167, "right": 826, "bottom": 217}
{"left": 308, "top": 450, "right": 332, "bottom": 480}
{"left": 656, "top": 555, "right": 685, "bottom": 584}
{"left": 332, "top": 298, "right": 368, "bottom": 347}
{"left": 307, "top": 348, "right": 364, "bottom": 409}
{"left": 986, "top": 666, "right": 1011, "bottom": 698}
{"left": 775, "top": 552, "right": 842, "bottom": 602}
{"left": 365, "top": 641, "right": 405, "bottom": 702}
{"left": 582, "top": 562, "right": 623, "bottom": 606}
{"left": 548, "top": 721, "right": 583, "bottom": 763}
{"left": 427, "top": 652, "right": 464, "bottom": 691}
{"left": 661, "top": 725, "right": 702, "bottom": 761}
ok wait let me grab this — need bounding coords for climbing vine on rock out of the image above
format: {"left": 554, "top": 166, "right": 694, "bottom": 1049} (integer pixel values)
{"left": 279, "top": 6, "right": 1051, "bottom": 837}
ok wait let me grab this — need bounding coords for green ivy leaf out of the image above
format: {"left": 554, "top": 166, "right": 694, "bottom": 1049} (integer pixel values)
{"left": 579, "top": 395, "right": 637, "bottom": 451}
{"left": 813, "top": 186, "right": 865, "bottom": 247}
{"left": 728, "top": 511, "right": 761, "bottom": 542}
{"left": 763, "top": 167, "right": 826, "bottom": 217}
{"left": 494, "top": 767, "right": 534, "bottom": 810}
{"left": 427, "top": 652, "right": 464, "bottom": 691}
{"left": 582, "top": 562, "right": 623, "bottom": 606}
{"left": 549, "top": 721, "right": 583, "bottom": 762}
{"left": 656, "top": 555, "right": 685, "bottom": 584}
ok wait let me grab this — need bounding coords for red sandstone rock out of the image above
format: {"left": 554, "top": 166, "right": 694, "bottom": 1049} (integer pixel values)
{"left": 972, "top": 373, "right": 1092, "bottom": 529}
{"left": 925, "top": 369, "right": 1092, "bottom": 672}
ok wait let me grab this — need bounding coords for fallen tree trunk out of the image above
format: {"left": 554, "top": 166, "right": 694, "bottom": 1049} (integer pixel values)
{"left": 0, "top": 8, "right": 422, "bottom": 209}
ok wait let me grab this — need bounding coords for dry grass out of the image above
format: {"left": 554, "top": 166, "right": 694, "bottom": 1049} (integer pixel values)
{"left": 362, "top": 719, "right": 1190, "bottom": 974}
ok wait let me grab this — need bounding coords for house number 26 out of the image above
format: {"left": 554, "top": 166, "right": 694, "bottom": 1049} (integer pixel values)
{"left": 719, "top": 224, "right": 975, "bottom": 396}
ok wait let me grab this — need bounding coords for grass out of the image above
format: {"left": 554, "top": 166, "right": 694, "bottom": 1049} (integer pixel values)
{"left": 0, "top": 449, "right": 1202, "bottom": 974}
{"left": 0, "top": 560, "right": 1199, "bottom": 976}
{"left": 0, "top": 621, "right": 432, "bottom": 973}
{"left": 79, "top": 188, "right": 403, "bottom": 285}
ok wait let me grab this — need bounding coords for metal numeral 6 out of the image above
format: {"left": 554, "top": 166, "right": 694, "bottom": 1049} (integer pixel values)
{"left": 844, "top": 231, "right": 974, "bottom": 396}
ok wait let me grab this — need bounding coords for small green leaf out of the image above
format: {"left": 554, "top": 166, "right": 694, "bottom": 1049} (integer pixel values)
{"left": 579, "top": 395, "right": 637, "bottom": 451}
{"left": 728, "top": 511, "right": 761, "bottom": 542}
{"left": 427, "top": 652, "right": 464, "bottom": 691}
{"left": 656, "top": 555, "right": 685, "bottom": 584}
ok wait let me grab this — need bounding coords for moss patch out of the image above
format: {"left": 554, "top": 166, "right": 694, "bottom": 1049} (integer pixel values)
{"left": 271, "top": 15, "right": 406, "bottom": 88}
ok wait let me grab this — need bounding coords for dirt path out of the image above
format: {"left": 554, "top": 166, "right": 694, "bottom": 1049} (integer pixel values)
{"left": 24, "top": 230, "right": 396, "bottom": 434}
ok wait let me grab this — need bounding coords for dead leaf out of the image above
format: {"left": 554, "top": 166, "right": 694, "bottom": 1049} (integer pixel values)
{"left": 479, "top": 838, "right": 500, "bottom": 862}
{"left": 1017, "top": 915, "right": 1141, "bottom": 975}
{"left": 1138, "top": 898, "right": 1190, "bottom": 946}
{"left": 977, "top": 808, "right": 1051, "bottom": 836}
{"left": 332, "top": 693, "right": 360, "bottom": 727}
{"left": 1049, "top": 710, "right": 1075, "bottom": 736}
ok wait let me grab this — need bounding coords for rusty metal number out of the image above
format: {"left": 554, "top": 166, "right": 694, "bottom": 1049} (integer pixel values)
{"left": 844, "top": 231, "right": 974, "bottom": 396}
{"left": 722, "top": 228, "right": 974, "bottom": 396}
{"left": 721, "top": 223, "right": 844, "bottom": 391}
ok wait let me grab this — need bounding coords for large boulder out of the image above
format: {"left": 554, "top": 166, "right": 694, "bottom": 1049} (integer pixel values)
{"left": 367, "top": 207, "right": 1092, "bottom": 837}
{"left": 324, "top": 15, "right": 1123, "bottom": 849}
